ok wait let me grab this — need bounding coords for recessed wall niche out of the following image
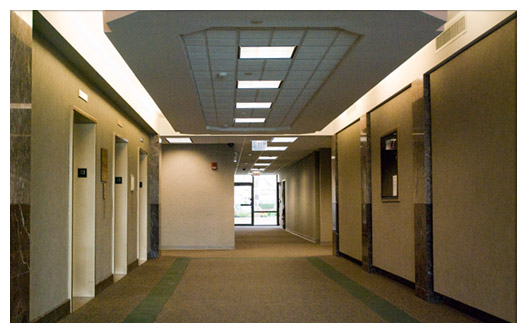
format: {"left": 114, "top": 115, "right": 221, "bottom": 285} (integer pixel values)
{"left": 381, "top": 131, "right": 398, "bottom": 199}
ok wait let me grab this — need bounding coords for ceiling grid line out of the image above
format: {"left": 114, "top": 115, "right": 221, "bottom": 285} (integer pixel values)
{"left": 204, "top": 30, "right": 220, "bottom": 128}
{"left": 233, "top": 29, "right": 241, "bottom": 127}
{"left": 263, "top": 29, "right": 308, "bottom": 130}
{"left": 277, "top": 29, "right": 340, "bottom": 128}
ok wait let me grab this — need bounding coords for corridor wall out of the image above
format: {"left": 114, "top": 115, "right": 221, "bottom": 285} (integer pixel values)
{"left": 335, "top": 16, "right": 516, "bottom": 322}
{"left": 159, "top": 144, "right": 236, "bottom": 249}
{"left": 430, "top": 18, "right": 516, "bottom": 322}
{"left": 278, "top": 149, "right": 332, "bottom": 243}
{"left": 30, "top": 17, "right": 152, "bottom": 321}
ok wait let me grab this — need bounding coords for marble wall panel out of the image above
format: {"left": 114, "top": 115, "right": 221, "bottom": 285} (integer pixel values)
{"left": 10, "top": 11, "right": 32, "bottom": 323}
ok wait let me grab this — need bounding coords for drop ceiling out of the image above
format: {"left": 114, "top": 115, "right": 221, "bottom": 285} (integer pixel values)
{"left": 104, "top": 11, "right": 444, "bottom": 174}
{"left": 162, "top": 136, "right": 332, "bottom": 175}
{"left": 104, "top": 10, "right": 444, "bottom": 135}
{"left": 181, "top": 27, "right": 360, "bottom": 131}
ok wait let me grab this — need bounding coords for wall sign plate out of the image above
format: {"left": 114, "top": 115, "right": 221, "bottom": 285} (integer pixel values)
{"left": 78, "top": 168, "right": 87, "bottom": 178}
{"left": 115, "top": 177, "right": 122, "bottom": 184}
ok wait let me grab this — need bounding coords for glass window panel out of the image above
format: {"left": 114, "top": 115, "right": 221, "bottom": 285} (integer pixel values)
{"left": 254, "top": 212, "right": 277, "bottom": 226}
{"left": 253, "top": 175, "right": 277, "bottom": 211}
{"left": 381, "top": 131, "right": 398, "bottom": 199}
{"left": 234, "top": 185, "right": 252, "bottom": 225}
{"left": 235, "top": 175, "right": 253, "bottom": 183}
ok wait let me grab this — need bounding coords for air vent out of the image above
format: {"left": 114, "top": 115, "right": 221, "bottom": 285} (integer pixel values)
{"left": 435, "top": 16, "right": 466, "bottom": 51}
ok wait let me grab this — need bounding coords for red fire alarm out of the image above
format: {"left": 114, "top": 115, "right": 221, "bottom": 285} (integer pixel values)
{"left": 211, "top": 162, "right": 217, "bottom": 171}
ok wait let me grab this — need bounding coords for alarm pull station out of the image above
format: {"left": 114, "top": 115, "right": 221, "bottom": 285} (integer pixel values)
{"left": 139, "top": 181, "right": 143, "bottom": 188}
{"left": 78, "top": 168, "right": 87, "bottom": 178}
{"left": 115, "top": 177, "right": 122, "bottom": 184}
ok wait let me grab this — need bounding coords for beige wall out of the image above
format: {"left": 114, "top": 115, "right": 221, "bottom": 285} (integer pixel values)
{"left": 336, "top": 122, "right": 362, "bottom": 260}
{"left": 159, "top": 144, "right": 236, "bottom": 249}
{"left": 431, "top": 19, "right": 516, "bottom": 322}
{"left": 31, "top": 33, "right": 151, "bottom": 320}
{"left": 319, "top": 148, "right": 333, "bottom": 244}
{"left": 279, "top": 150, "right": 332, "bottom": 243}
{"left": 370, "top": 87, "right": 415, "bottom": 282}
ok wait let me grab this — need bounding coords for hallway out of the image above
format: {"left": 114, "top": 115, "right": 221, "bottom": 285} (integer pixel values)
{"left": 60, "top": 227, "right": 478, "bottom": 323}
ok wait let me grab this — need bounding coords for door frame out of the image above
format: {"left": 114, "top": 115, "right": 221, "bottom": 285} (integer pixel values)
{"left": 234, "top": 182, "right": 254, "bottom": 226}
{"left": 68, "top": 105, "right": 97, "bottom": 310}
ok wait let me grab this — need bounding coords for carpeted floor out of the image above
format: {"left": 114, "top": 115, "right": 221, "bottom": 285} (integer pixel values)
{"left": 60, "top": 226, "right": 479, "bottom": 323}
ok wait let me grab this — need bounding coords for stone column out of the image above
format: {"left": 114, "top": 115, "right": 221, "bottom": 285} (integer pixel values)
{"left": 360, "top": 114, "right": 373, "bottom": 272}
{"left": 413, "top": 77, "right": 434, "bottom": 301}
{"left": 331, "top": 135, "right": 339, "bottom": 255}
{"left": 147, "top": 134, "right": 160, "bottom": 259}
{"left": 10, "top": 11, "right": 32, "bottom": 323}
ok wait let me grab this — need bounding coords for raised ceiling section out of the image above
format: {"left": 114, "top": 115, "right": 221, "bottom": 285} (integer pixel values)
{"left": 182, "top": 28, "right": 360, "bottom": 131}
{"left": 104, "top": 11, "right": 445, "bottom": 135}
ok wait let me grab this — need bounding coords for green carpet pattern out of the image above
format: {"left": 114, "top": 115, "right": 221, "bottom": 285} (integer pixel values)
{"left": 123, "top": 258, "right": 190, "bottom": 323}
{"left": 307, "top": 257, "right": 419, "bottom": 323}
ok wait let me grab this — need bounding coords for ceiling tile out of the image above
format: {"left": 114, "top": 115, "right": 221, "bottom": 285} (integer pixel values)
{"left": 333, "top": 32, "right": 358, "bottom": 46}
{"left": 207, "top": 29, "right": 237, "bottom": 39}
{"left": 305, "top": 29, "right": 338, "bottom": 39}
{"left": 318, "top": 59, "right": 340, "bottom": 70}
{"left": 240, "top": 30, "right": 272, "bottom": 40}
{"left": 281, "top": 80, "right": 306, "bottom": 89}
{"left": 270, "top": 38, "right": 302, "bottom": 46}
{"left": 261, "top": 71, "right": 286, "bottom": 80}
{"left": 272, "top": 30, "right": 305, "bottom": 39}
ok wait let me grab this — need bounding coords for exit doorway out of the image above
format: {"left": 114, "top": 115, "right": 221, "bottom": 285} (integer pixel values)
{"left": 234, "top": 175, "right": 278, "bottom": 226}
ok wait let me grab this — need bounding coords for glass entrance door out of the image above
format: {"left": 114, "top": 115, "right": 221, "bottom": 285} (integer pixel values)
{"left": 253, "top": 175, "right": 278, "bottom": 225}
{"left": 234, "top": 175, "right": 278, "bottom": 226}
{"left": 234, "top": 184, "right": 253, "bottom": 225}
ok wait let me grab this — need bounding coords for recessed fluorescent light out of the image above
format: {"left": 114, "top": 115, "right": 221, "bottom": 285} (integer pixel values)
{"left": 237, "top": 80, "right": 281, "bottom": 89}
{"left": 258, "top": 156, "right": 278, "bottom": 160}
{"left": 265, "top": 146, "right": 288, "bottom": 151}
{"left": 271, "top": 137, "right": 297, "bottom": 143}
{"left": 240, "top": 46, "right": 296, "bottom": 59}
{"left": 254, "top": 163, "right": 271, "bottom": 166}
{"left": 166, "top": 137, "right": 192, "bottom": 144}
{"left": 236, "top": 102, "right": 272, "bottom": 109}
{"left": 235, "top": 118, "right": 266, "bottom": 123}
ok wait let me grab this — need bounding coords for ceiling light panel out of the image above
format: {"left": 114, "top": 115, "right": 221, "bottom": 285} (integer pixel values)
{"left": 271, "top": 137, "right": 298, "bottom": 143}
{"left": 166, "top": 137, "right": 193, "bottom": 144}
{"left": 236, "top": 102, "right": 272, "bottom": 109}
{"left": 234, "top": 118, "right": 266, "bottom": 123}
{"left": 258, "top": 156, "right": 278, "bottom": 160}
{"left": 265, "top": 146, "right": 288, "bottom": 151}
{"left": 254, "top": 163, "right": 271, "bottom": 166}
{"left": 237, "top": 80, "right": 281, "bottom": 89}
{"left": 240, "top": 46, "right": 296, "bottom": 59}
{"left": 182, "top": 28, "right": 359, "bottom": 130}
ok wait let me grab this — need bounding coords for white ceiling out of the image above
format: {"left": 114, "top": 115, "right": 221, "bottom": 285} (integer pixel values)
{"left": 104, "top": 10, "right": 444, "bottom": 135}
{"left": 104, "top": 10, "right": 444, "bottom": 174}
{"left": 182, "top": 28, "right": 359, "bottom": 131}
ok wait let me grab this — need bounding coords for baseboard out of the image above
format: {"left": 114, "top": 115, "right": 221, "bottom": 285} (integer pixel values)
{"left": 32, "top": 299, "right": 70, "bottom": 323}
{"left": 372, "top": 265, "right": 416, "bottom": 289}
{"left": 95, "top": 275, "right": 113, "bottom": 296}
{"left": 127, "top": 259, "right": 138, "bottom": 273}
{"left": 160, "top": 245, "right": 235, "bottom": 250}
{"left": 336, "top": 251, "right": 362, "bottom": 266}
{"left": 285, "top": 228, "right": 317, "bottom": 243}
{"left": 435, "top": 292, "right": 509, "bottom": 323}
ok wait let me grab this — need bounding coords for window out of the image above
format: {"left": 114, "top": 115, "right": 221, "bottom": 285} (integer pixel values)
{"left": 381, "top": 131, "right": 398, "bottom": 199}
